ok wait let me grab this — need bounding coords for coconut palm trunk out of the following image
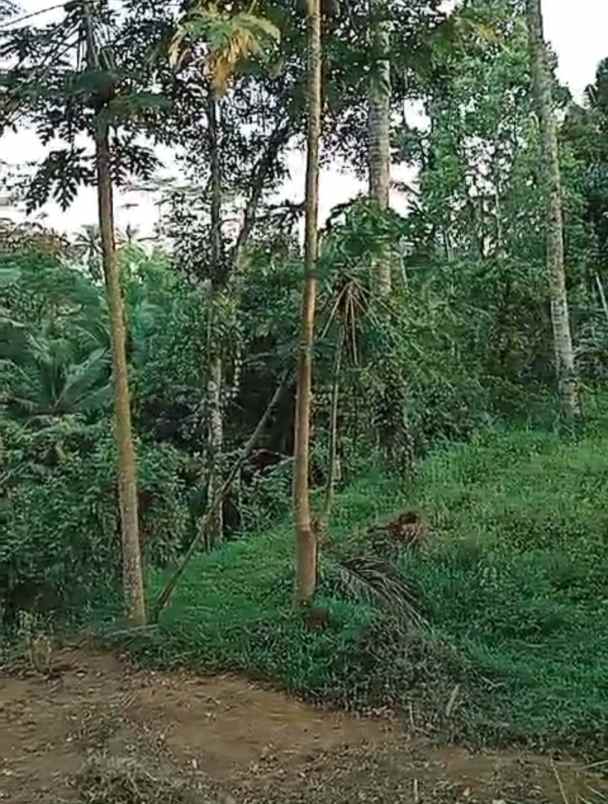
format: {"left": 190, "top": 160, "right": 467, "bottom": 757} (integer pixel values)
{"left": 95, "top": 123, "right": 146, "bottom": 626}
{"left": 205, "top": 89, "right": 224, "bottom": 548}
{"left": 368, "top": 0, "right": 392, "bottom": 295}
{"left": 294, "top": 0, "right": 322, "bottom": 605}
{"left": 526, "top": 0, "right": 580, "bottom": 418}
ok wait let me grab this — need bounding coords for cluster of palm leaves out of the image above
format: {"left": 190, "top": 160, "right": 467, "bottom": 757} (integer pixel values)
{"left": 0, "top": 264, "right": 112, "bottom": 422}
{"left": 72, "top": 223, "right": 156, "bottom": 269}
{"left": 0, "top": 232, "right": 172, "bottom": 426}
{"left": 1, "top": 325, "right": 112, "bottom": 420}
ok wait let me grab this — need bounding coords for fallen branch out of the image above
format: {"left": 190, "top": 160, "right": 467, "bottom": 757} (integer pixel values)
{"left": 583, "top": 758, "right": 608, "bottom": 770}
{"left": 152, "top": 370, "right": 291, "bottom": 620}
{"left": 551, "top": 760, "right": 570, "bottom": 804}
{"left": 445, "top": 683, "right": 461, "bottom": 718}
{"left": 101, "top": 625, "right": 160, "bottom": 639}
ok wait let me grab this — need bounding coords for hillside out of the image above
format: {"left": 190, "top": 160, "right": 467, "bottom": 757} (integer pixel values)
{"left": 120, "top": 416, "right": 608, "bottom": 756}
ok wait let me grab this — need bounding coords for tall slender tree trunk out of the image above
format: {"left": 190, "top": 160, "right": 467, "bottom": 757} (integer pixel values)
{"left": 294, "top": 0, "right": 321, "bottom": 606}
{"left": 205, "top": 89, "right": 224, "bottom": 547}
{"left": 322, "top": 328, "right": 344, "bottom": 525}
{"left": 526, "top": 0, "right": 580, "bottom": 418}
{"left": 205, "top": 348, "right": 224, "bottom": 547}
{"left": 368, "top": 0, "right": 392, "bottom": 295}
{"left": 96, "top": 125, "right": 146, "bottom": 626}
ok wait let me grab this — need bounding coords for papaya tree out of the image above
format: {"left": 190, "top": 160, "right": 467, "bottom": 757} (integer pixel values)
{"left": 0, "top": 1, "right": 165, "bottom": 624}
{"left": 149, "top": 0, "right": 285, "bottom": 547}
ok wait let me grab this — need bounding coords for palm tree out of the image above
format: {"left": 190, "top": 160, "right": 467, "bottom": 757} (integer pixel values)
{"left": 367, "top": 0, "right": 392, "bottom": 295}
{"left": 122, "top": 223, "right": 152, "bottom": 247}
{"left": 73, "top": 224, "right": 149, "bottom": 277}
{"left": 525, "top": 0, "right": 580, "bottom": 418}
{"left": 1, "top": 328, "right": 112, "bottom": 420}
{"left": 72, "top": 224, "right": 104, "bottom": 280}
{"left": 294, "top": 0, "right": 322, "bottom": 606}
{"left": 73, "top": 224, "right": 102, "bottom": 257}
{"left": 0, "top": 259, "right": 112, "bottom": 421}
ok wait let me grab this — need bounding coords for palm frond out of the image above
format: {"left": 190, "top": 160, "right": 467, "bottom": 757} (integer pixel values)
{"left": 4, "top": 328, "right": 112, "bottom": 418}
{"left": 0, "top": 313, "right": 27, "bottom": 360}
{"left": 55, "top": 347, "right": 111, "bottom": 412}
{"left": 72, "top": 319, "right": 111, "bottom": 353}
{"left": 75, "top": 381, "right": 113, "bottom": 413}
{"left": 325, "top": 555, "right": 427, "bottom": 629}
{"left": 169, "top": 4, "right": 280, "bottom": 94}
{"left": 7, "top": 391, "right": 40, "bottom": 416}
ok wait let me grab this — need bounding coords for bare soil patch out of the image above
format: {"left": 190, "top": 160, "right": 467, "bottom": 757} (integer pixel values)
{"left": 0, "top": 647, "right": 605, "bottom": 803}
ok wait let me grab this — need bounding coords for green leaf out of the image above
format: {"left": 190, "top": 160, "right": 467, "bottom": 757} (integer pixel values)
{"left": 100, "top": 93, "right": 170, "bottom": 125}
{"left": 68, "top": 69, "right": 121, "bottom": 95}
{"left": 0, "top": 265, "right": 21, "bottom": 286}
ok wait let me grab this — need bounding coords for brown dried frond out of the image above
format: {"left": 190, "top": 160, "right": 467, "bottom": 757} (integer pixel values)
{"left": 384, "top": 511, "right": 430, "bottom": 549}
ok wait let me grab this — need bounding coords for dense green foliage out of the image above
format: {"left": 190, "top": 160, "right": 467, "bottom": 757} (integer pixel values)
{"left": 0, "top": 416, "right": 189, "bottom": 616}
{"left": 1, "top": 204, "right": 607, "bottom": 625}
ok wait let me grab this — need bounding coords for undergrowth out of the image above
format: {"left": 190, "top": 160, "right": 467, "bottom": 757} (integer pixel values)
{"left": 112, "top": 405, "right": 608, "bottom": 757}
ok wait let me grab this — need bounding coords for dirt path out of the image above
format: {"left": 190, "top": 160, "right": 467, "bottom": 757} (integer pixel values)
{"left": 0, "top": 647, "right": 605, "bottom": 803}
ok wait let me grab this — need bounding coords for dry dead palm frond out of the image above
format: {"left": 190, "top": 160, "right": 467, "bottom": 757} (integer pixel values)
{"left": 325, "top": 554, "right": 427, "bottom": 629}
{"left": 169, "top": 3, "right": 280, "bottom": 95}
{"left": 320, "top": 276, "right": 370, "bottom": 366}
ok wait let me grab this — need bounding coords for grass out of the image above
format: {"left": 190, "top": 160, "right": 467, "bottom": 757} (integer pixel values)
{"left": 119, "top": 411, "right": 608, "bottom": 756}
{"left": 401, "top": 425, "right": 608, "bottom": 751}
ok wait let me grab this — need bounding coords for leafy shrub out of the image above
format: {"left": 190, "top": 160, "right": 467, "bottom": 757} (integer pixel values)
{"left": 237, "top": 456, "right": 293, "bottom": 531}
{"left": 0, "top": 416, "right": 189, "bottom": 621}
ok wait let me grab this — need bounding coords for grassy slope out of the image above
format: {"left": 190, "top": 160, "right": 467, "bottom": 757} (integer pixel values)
{"left": 404, "top": 426, "right": 608, "bottom": 750}
{"left": 132, "top": 419, "right": 608, "bottom": 755}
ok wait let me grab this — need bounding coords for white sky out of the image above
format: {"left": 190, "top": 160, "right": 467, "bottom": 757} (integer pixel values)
{"left": 1, "top": 0, "right": 607, "bottom": 234}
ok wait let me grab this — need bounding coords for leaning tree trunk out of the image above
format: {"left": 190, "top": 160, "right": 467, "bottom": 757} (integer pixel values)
{"left": 95, "top": 124, "right": 146, "bottom": 626}
{"left": 526, "top": 0, "right": 580, "bottom": 418}
{"left": 368, "top": 0, "right": 392, "bottom": 295}
{"left": 205, "top": 89, "right": 224, "bottom": 547}
{"left": 294, "top": 0, "right": 322, "bottom": 606}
